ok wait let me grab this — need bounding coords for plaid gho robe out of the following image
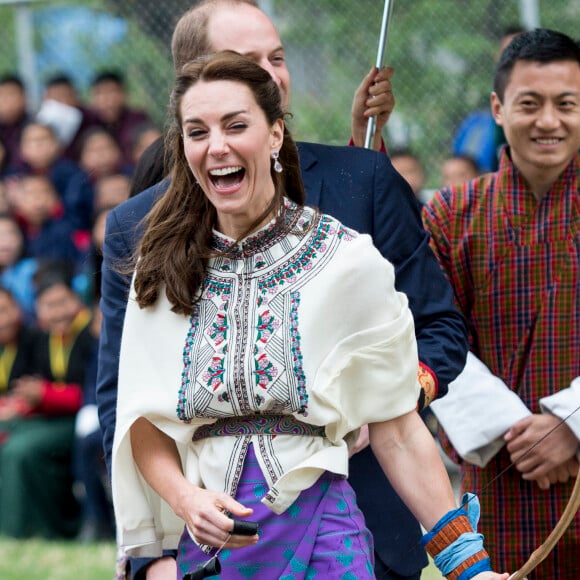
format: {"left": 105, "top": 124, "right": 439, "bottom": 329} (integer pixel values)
{"left": 423, "top": 148, "right": 580, "bottom": 578}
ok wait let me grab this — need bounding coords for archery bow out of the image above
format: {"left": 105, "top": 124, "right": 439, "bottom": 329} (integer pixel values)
{"left": 508, "top": 461, "right": 580, "bottom": 580}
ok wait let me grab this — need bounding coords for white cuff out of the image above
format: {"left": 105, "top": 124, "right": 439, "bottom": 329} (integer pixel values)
{"left": 431, "top": 352, "right": 531, "bottom": 467}
{"left": 539, "top": 377, "right": 580, "bottom": 441}
{"left": 75, "top": 404, "right": 101, "bottom": 437}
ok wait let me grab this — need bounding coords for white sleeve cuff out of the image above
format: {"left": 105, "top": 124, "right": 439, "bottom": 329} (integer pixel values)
{"left": 539, "top": 377, "right": 580, "bottom": 441}
{"left": 431, "top": 352, "right": 531, "bottom": 467}
{"left": 75, "top": 404, "right": 101, "bottom": 437}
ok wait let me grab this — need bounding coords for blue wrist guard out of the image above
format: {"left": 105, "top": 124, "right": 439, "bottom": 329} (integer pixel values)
{"left": 421, "top": 493, "right": 491, "bottom": 580}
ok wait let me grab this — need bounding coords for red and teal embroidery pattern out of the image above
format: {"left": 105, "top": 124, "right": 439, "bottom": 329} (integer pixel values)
{"left": 178, "top": 203, "right": 357, "bottom": 423}
{"left": 289, "top": 291, "right": 308, "bottom": 415}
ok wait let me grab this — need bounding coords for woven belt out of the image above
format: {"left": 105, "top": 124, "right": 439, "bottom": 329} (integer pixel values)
{"left": 192, "top": 414, "right": 326, "bottom": 441}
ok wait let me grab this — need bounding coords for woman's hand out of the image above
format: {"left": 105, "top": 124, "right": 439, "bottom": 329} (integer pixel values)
{"left": 174, "top": 484, "right": 258, "bottom": 549}
{"left": 130, "top": 418, "right": 259, "bottom": 550}
{"left": 473, "top": 573, "right": 510, "bottom": 580}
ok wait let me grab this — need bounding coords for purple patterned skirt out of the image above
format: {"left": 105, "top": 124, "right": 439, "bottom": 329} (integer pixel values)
{"left": 177, "top": 444, "right": 375, "bottom": 579}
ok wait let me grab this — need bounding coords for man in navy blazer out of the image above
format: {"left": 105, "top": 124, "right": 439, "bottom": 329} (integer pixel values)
{"left": 97, "top": 2, "right": 468, "bottom": 579}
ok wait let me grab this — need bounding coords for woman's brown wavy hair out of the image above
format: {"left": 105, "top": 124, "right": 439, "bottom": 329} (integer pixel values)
{"left": 133, "top": 51, "right": 305, "bottom": 315}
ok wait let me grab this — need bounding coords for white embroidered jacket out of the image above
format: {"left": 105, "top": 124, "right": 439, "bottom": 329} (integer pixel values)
{"left": 112, "top": 203, "right": 419, "bottom": 556}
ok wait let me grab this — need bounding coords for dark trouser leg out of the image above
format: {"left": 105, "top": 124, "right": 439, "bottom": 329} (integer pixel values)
{"left": 374, "top": 551, "right": 422, "bottom": 580}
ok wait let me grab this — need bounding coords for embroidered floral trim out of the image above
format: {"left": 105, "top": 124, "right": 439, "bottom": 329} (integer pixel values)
{"left": 178, "top": 279, "right": 232, "bottom": 422}
{"left": 335, "top": 224, "right": 356, "bottom": 240}
{"left": 210, "top": 200, "right": 302, "bottom": 258}
{"left": 202, "top": 355, "right": 227, "bottom": 391}
{"left": 259, "top": 216, "right": 334, "bottom": 294}
{"left": 290, "top": 291, "right": 308, "bottom": 415}
{"left": 209, "top": 308, "right": 229, "bottom": 346}
{"left": 254, "top": 349, "right": 278, "bottom": 389}
{"left": 179, "top": 207, "right": 355, "bottom": 422}
{"left": 256, "top": 309, "right": 280, "bottom": 343}
{"left": 178, "top": 305, "right": 200, "bottom": 422}
{"left": 205, "top": 278, "right": 232, "bottom": 299}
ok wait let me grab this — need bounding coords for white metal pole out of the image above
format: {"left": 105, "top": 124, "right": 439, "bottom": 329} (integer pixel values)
{"left": 364, "top": 0, "right": 395, "bottom": 149}
{"left": 15, "top": 4, "right": 39, "bottom": 107}
{"left": 519, "top": 0, "right": 541, "bottom": 30}
{"left": 0, "top": 0, "right": 45, "bottom": 109}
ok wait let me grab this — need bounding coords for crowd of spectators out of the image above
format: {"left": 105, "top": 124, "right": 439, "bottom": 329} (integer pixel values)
{"left": 0, "top": 69, "right": 160, "bottom": 542}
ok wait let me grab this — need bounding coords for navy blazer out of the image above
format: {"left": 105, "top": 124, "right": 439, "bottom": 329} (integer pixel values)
{"left": 97, "top": 141, "right": 467, "bottom": 577}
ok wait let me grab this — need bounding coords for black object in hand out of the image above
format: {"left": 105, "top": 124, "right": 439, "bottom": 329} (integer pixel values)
{"left": 182, "top": 518, "right": 258, "bottom": 579}
{"left": 231, "top": 518, "right": 259, "bottom": 536}
{"left": 182, "top": 555, "right": 221, "bottom": 579}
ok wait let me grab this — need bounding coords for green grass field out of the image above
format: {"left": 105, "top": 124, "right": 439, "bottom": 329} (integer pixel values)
{"left": 0, "top": 537, "right": 444, "bottom": 579}
{"left": 0, "top": 539, "right": 118, "bottom": 580}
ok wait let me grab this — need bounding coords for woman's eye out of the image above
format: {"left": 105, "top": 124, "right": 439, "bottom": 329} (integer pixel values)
{"left": 187, "top": 129, "right": 206, "bottom": 139}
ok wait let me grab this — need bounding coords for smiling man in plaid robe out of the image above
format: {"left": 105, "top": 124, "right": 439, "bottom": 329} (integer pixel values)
{"left": 423, "top": 29, "right": 580, "bottom": 578}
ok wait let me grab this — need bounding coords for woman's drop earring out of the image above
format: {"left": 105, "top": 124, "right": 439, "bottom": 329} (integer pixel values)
{"left": 272, "top": 151, "right": 283, "bottom": 173}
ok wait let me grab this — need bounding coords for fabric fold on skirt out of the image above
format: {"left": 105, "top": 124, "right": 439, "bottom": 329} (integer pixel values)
{"left": 177, "top": 443, "right": 375, "bottom": 579}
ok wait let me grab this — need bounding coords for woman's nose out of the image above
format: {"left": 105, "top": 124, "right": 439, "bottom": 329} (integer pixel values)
{"left": 208, "top": 133, "right": 229, "bottom": 158}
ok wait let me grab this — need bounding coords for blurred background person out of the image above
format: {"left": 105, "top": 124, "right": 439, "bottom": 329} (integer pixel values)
{"left": 390, "top": 148, "right": 429, "bottom": 203}
{"left": 38, "top": 72, "right": 102, "bottom": 163}
{"left": 89, "top": 71, "right": 152, "bottom": 166}
{"left": 0, "top": 75, "right": 29, "bottom": 164}
{"left": 0, "top": 287, "right": 37, "bottom": 408}
{"left": 93, "top": 173, "right": 131, "bottom": 214}
{"left": 128, "top": 121, "right": 162, "bottom": 170}
{"left": 0, "top": 262, "right": 93, "bottom": 538}
{"left": 441, "top": 154, "right": 481, "bottom": 188}
{"left": 10, "top": 174, "right": 80, "bottom": 268}
{"left": 73, "top": 301, "right": 114, "bottom": 542}
{"left": 0, "top": 213, "right": 38, "bottom": 323}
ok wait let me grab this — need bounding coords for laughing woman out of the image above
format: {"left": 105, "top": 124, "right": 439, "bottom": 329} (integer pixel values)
{"left": 112, "top": 51, "right": 509, "bottom": 580}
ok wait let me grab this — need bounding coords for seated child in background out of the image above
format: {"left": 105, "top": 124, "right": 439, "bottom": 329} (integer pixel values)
{"left": 88, "top": 70, "right": 151, "bottom": 166}
{"left": 7, "top": 121, "right": 84, "bottom": 202}
{"left": 39, "top": 73, "right": 102, "bottom": 163}
{"left": 5, "top": 121, "right": 93, "bottom": 239}
{"left": 0, "top": 213, "right": 38, "bottom": 322}
{"left": 129, "top": 121, "right": 162, "bottom": 169}
{"left": 78, "top": 127, "right": 132, "bottom": 182}
{"left": 93, "top": 173, "right": 130, "bottom": 213}
{"left": 64, "top": 127, "right": 133, "bottom": 231}
{"left": 9, "top": 174, "right": 81, "bottom": 267}
{"left": 0, "top": 287, "right": 37, "bottom": 415}
{"left": 0, "top": 263, "right": 95, "bottom": 538}
{"left": 0, "top": 74, "right": 29, "bottom": 161}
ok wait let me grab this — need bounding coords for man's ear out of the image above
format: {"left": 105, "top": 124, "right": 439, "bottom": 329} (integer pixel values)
{"left": 490, "top": 92, "right": 503, "bottom": 126}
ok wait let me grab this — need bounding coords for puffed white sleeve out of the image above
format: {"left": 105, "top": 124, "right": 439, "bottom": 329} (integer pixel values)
{"left": 301, "top": 233, "right": 420, "bottom": 444}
